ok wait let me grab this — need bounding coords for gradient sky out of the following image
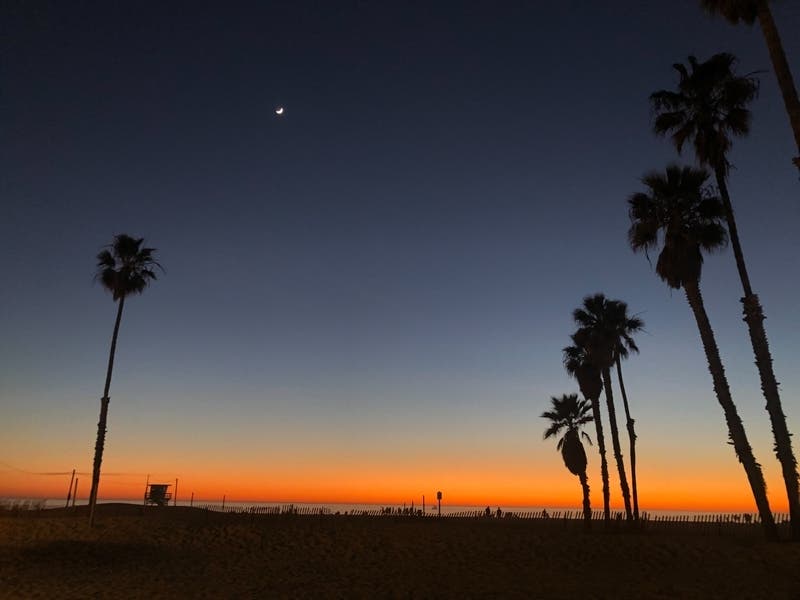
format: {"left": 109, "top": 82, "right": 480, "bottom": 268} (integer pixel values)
{"left": 1, "top": 1, "right": 798, "bottom": 511}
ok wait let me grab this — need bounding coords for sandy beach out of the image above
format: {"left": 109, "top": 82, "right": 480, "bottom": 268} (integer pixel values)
{"left": 1, "top": 504, "right": 799, "bottom": 599}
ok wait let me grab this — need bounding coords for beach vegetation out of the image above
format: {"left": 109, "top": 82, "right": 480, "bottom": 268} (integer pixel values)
{"left": 627, "top": 163, "right": 778, "bottom": 541}
{"left": 699, "top": 0, "right": 800, "bottom": 171}
{"left": 571, "top": 294, "right": 636, "bottom": 521}
{"left": 563, "top": 339, "right": 610, "bottom": 522}
{"left": 88, "top": 234, "right": 161, "bottom": 527}
{"left": 541, "top": 393, "right": 594, "bottom": 527}
{"left": 651, "top": 52, "right": 800, "bottom": 540}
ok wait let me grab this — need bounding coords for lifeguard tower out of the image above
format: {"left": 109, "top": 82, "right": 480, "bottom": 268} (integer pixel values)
{"left": 144, "top": 483, "right": 172, "bottom": 507}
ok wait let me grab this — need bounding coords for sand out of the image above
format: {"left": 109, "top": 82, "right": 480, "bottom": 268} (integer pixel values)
{"left": 1, "top": 504, "right": 799, "bottom": 599}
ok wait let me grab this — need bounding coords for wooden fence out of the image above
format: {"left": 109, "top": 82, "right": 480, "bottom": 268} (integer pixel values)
{"left": 193, "top": 503, "right": 791, "bottom": 534}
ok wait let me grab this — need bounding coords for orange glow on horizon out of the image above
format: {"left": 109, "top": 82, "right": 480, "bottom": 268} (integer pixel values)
{"left": 3, "top": 435, "right": 791, "bottom": 514}
{"left": 3, "top": 466, "right": 790, "bottom": 514}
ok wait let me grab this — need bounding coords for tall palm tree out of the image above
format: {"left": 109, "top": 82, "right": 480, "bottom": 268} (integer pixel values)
{"left": 628, "top": 164, "right": 777, "bottom": 541}
{"left": 651, "top": 53, "right": 799, "bottom": 540}
{"left": 541, "top": 393, "right": 594, "bottom": 526}
{"left": 88, "top": 234, "right": 161, "bottom": 527}
{"left": 572, "top": 295, "right": 634, "bottom": 521}
{"left": 700, "top": 0, "right": 800, "bottom": 171}
{"left": 563, "top": 340, "right": 610, "bottom": 522}
{"left": 606, "top": 301, "right": 644, "bottom": 521}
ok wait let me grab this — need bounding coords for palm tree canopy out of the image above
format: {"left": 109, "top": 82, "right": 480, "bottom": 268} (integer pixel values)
{"left": 699, "top": 0, "right": 758, "bottom": 24}
{"left": 628, "top": 164, "right": 728, "bottom": 289}
{"left": 96, "top": 234, "right": 162, "bottom": 301}
{"left": 541, "top": 393, "right": 593, "bottom": 449}
{"left": 563, "top": 340, "right": 603, "bottom": 401}
{"left": 650, "top": 52, "right": 759, "bottom": 173}
{"left": 571, "top": 294, "right": 644, "bottom": 368}
{"left": 541, "top": 393, "right": 593, "bottom": 476}
{"left": 561, "top": 430, "right": 588, "bottom": 477}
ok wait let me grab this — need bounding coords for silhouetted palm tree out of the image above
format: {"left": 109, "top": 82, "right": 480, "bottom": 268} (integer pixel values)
{"left": 700, "top": 0, "right": 800, "bottom": 170}
{"left": 88, "top": 234, "right": 161, "bottom": 527}
{"left": 563, "top": 340, "right": 610, "bottom": 522}
{"left": 572, "top": 294, "right": 633, "bottom": 521}
{"left": 541, "top": 393, "right": 593, "bottom": 526}
{"left": 628, "top": 164, "right": 777, "bottom": 541}
{"left": 651, "top": 53, "right": 799, "bottom": 540}
{"left": 606, "top": 301, "right": 644, "bottom": 521}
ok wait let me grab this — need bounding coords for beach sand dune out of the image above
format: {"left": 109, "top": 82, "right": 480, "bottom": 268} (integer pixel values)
{"left": 2, "top": 504, "right": 799, "bottom": 598}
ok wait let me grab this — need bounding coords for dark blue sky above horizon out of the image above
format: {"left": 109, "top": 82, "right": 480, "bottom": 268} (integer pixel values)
{"left": 1, "top": 1, "right": 798, "bottom": 506}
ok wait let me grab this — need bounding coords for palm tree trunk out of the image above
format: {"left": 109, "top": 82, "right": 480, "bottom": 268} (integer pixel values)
{"left": 713, "top": 170, "right": 752, "bottom": 295}
{"left": 588, "top": 393, "right": 610, "bottom": 521}
{"left": 616, "top": 358, "right": 639, "bottom": 521}
{"left": 578, "top": 471, "right": 592, "bottom": 529}
{"left": 683, "top": 280, "right": 778, "bottom": 541}
{"left": 602, "top": 368, "right": 633, "bottom": 520}
{"left": 756, "top": 0, "right": 800, "bottom": 171}
{"left": 742, "top": 293, "right": 800, "bottom": 541}
{"left": 715, "top": 170, "right": 800, "bottom": 541}
{"left": 88, "top": 295, "right": 125, "bottom": 527}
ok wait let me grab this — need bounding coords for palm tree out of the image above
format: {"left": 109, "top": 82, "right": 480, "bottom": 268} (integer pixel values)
{"left": 628, "top": 164, "right": 777, "bottom": 541}
{"left": 88, "top": 234, "right": 161, "bottom": 527}
{"left": 699, "top": 0, "right": 800, "bottom": 171}
{"left": 563, "top": 340, "right": 610, "bottom": 522}
{"left": 607, "top": 301, "right": 644, "bottom": 521}
{"left": 572, "top": 294, "right": 634, "bottom": 521}
{"left": 651, "top": 53, "right": 799, "bottom": 540}
{"left": 541, "top": 393, "right": 593, "bottom": 526}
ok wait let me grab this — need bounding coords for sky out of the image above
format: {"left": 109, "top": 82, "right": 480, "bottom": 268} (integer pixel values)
{"left": 1, "top": 1, "right": 799, "bottom": 512}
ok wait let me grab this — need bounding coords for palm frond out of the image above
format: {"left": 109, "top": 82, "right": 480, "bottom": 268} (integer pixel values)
{"left": 651, "top": 52, "right": 758, "bottom": 169}
{"left": 543, "top": 421, "right": 564, "bottom": 441}
{"left": 629, "top": 164, "right": 727, "bottom": 289}
{"left": 94, "top": 234, "right": 162, "bottom": 301}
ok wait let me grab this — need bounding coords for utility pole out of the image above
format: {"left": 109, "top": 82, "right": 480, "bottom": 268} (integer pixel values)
{"left": 65, "top": 469, "right": 76, "bottom": 508}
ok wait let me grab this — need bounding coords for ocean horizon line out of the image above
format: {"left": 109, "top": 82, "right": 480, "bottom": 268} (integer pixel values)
{"left": 2, "top": 497, "right": 781, "bottom": 519}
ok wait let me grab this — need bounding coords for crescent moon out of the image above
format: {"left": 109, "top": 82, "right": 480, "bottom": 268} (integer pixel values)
{"left": 275, "top": 107, "right": 284, "bottom": 115}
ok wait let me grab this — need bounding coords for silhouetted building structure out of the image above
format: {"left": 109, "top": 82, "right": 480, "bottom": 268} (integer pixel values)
{"left": 145, "top": 483, "right": 172, "bottom": 506}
